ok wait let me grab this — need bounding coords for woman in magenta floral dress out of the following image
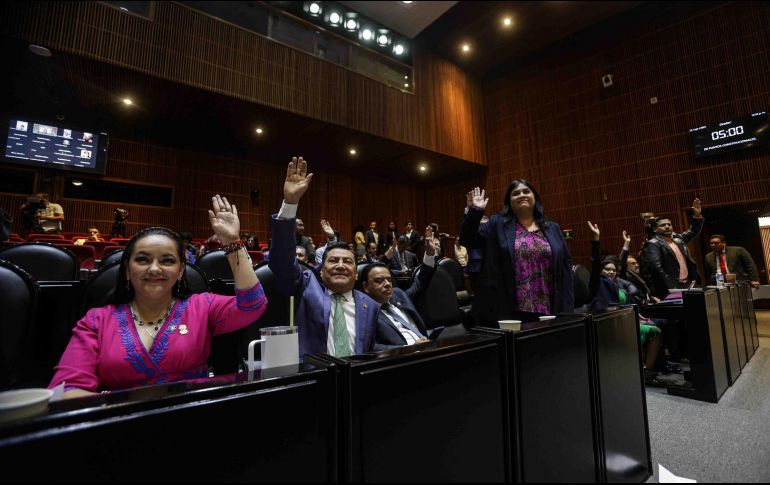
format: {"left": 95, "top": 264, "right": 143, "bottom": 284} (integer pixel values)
{"left": 460, "top": 180, "right": 574, "bottom": 326}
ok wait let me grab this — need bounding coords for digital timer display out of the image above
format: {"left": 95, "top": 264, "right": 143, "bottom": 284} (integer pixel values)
{"left": 689, "top": 111, "right": 768, "bottom": 158}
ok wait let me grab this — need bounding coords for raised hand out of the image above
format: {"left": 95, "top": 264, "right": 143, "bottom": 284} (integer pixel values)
{"left": 284, "top": 157, "right": 313, "bottom": 204}
{"left": 208, "top": 195, "right": 240, "bottom": 244}
{"left": 466, "top": 190, "right": 473, "bottom": 209}
{"left": 424, "top": 225, "right": 438, "bottom": 256}
{"left": 470, "top": 187, "right": 488, "bottom": 211}
{"left": 691, "top": 197, "right": 702, "bottom": 218}
{"left": 587, "top": 221, "right": 600, "bottom": 241}
{"left": 622, "top": 230, "right": 631, "bottom": 248}
{"left": 320, "top": 219, "right": 335, "bottom": 239}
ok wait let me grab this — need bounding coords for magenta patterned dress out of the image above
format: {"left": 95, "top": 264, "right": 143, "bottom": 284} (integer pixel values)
{"left": 49, "top": 284, "right": 267, "bottom": 392}
{"left": 514, "top": 224, "right": 553, "bottom": 314}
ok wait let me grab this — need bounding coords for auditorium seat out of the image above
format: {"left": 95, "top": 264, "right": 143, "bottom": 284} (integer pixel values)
{"left": 99, "top": 248, "right": 124, "bottom": 269}
{"left": 84, "top": 241, "right": 117, "bottom": 260}
{"left": 197, "top": 249, "right": 234, "bottom": 281}
{"left": 107, "top": 238, "right": 130, "bottom": 246}
{"left": 413, "top": 265, "right": 466, "bottom": 331}
{"left": 248, "top": 250, "right": 265, "bottom": 265}
{"left": 0, "top": 260, "right": 39, "bottom": 388}
{"left": 1, "top": 241, "right": 20, "bottom": 249}
{"left": 82, "top": 260, "right": 212, "bottom": 314}
{"left": 57, "top": 244, "right": 96, "bottom": 269}
{"left": 0, "top": 243, "right": 80, "bottom": 282}
{"left": 27, "top": 233, "right": 64, "bottom": 241}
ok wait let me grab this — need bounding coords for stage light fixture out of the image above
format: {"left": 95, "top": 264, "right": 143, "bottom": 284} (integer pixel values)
{"left": 345, "top": 18, "right": 358, "bottom": 31}
{"left": 361, "top": 28, "right": 374, "bottom": 41}
{"left": 461, "top": 43, "right": 471, "bottom": 53}
{"left": 255, "top": 127, "right": 264, "bottom": 135}
{"left": 328, "top": 11, "right": 342, "bottom": 26}
{"left": 308, "top": 2, "right": 322, "bottom": 16}
{"left": 393, "top": 43, "right": 405, "bottom": 55}
{"left": 122, "top": 98, "right": 133, "bottom": 106}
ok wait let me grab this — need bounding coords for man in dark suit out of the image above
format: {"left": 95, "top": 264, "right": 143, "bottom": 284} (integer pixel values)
{"left": 363, "top": 227, "right": 439, "bottom": 350}
{"left": 270, "top": 157, "right": 378, "bottom": 358}
{"left": 402, "top": 221, "right": 421, "bottom": 253}
{"left": 641, "top": 198, "right": 703, "bottom": 299}
{"left": 383, "top": 235, "right": 418, "bottom": 276}
{"left": 365, "top": 221, "right": 380, "bottom": 252}
{"left": 704, "top": 234, "right": 760, "bottom": 288}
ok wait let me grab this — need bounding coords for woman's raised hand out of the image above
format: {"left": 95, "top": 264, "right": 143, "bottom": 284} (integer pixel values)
{"left": 208, "top": 195, "right": 240, "bottom": 244}
{"left": 470, "top": 187, "right": 488, "bottom": 211}
{"left": 320, "top": 219, "right": 335, "bottom": 238}
{"left": 284, "top": 157, "right": 313, "bottom": 204}
{"left": 587, "top": 221, "right": 600, "bottom": 241}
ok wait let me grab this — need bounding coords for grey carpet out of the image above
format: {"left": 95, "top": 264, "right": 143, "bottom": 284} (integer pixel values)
{"left": 646, "top": 310, "right": 770, "bottom": 482}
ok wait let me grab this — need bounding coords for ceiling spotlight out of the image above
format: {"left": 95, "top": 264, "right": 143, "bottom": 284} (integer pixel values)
{"left": 328, "top": 11, "right": 342, "bottom": 26}
{"left": 349, "top": 148, "right": 357, "bottom": 156}
{"left": 307, "top": 2, "right": 322, "bottom": 16}
{"left": 377, "top": 34, "right": 391, "bottom": 46}
{"left": 502, "top": 17, "right": 513, "bottom": 27}
{"left": 404, "top": 83, "right": 410, "bottom": 88}
{"left": 255, "top": 127, "right": 264, "bottom": 135}
{"left": 345, "top": 18, "right": 358, "bottom": 31}
{"left": 361, "top": 28, "right": 374, "bottom": 41}
{"left": 122, "top": 98, "right": 133, "bottom": 106}
{"left": 71, "top": 180, "right": 83, "bottom": 186}
{"left": 393, "top": 44, "right": 405, "bottom": 55}
{"left": 461, "top": 43, "right": 471, "bottom": 53}
{"left": 418, "top": 164, "right": 428, "bottom": 173}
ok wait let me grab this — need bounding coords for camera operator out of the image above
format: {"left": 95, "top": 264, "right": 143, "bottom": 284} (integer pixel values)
{"left": 20, "top": 192, "right": 64, "bottom": 235}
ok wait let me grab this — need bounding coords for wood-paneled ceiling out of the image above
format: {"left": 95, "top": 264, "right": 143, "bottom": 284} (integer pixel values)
{"left": 416, "top": 0, "right": 644, "bottom": 78}
{"left": 0, "top": 35, "right": 483, "bottom": 184}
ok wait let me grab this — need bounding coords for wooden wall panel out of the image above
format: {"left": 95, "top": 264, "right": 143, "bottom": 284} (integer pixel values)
{"left": 0, "top": 1, "right": 486, "bottom": 165}
{"left": 483, "top": 1, "right": 770, "bottom": 266}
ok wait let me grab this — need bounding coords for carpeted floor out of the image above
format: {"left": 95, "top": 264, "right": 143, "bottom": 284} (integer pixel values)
{"left": 645, "top": 310, "right": 770, "bottom": 482}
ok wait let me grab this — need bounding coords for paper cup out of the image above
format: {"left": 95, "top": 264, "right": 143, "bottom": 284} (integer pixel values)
{"left": 498, "top": 320, "right": 522, "bottom": 332}
{"left": 0, "top": 388, "right": 54, "bottom": 422}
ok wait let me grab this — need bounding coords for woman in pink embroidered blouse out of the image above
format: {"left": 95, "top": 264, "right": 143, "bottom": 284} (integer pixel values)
{"left": 50, "top": 195, "right": 267, "bottom": 398}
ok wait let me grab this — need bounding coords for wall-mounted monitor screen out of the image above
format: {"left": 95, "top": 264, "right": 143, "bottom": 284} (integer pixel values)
{"left": 689, "top": 111, "right": 768, "bottom": 158}
{"left": 3, "top": 117, "right": 108, "bottom": 174}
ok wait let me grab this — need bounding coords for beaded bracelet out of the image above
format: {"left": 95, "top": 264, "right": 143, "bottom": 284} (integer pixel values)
{"left": 222, "top": 240, "right": 246, "bottom": 254}
{"left": 222, "top": 240, "right": 247, "bottom": 265}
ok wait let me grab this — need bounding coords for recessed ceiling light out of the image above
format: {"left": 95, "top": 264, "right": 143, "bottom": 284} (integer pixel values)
{"left": 122, "top": 98, "right": 133, "bottom": 106}
{"left": 404, "top": 83, "right": 409, "bottom": 88}
{"left": 393, "top": 44, "right": 405, "bottom": 55}
{"left": 461, "top": 43, "right": 471, "bottom": 53}
{"left": 71, "top": 180, "right": 83, "bottom": 186}
{"left": 418, "top": 164, "right": 428, "bottom": 173}
{"left": 349, "top": 148, "right": 357, "bottom": 155}
{"left": 328, "top": 12, "right": 342, "bottom": 25}
{"left": 361, "top": 28, "right": 374, "bottom": 41}
{"left": 345, "top": 18, "right": 358, "bottom": 31}
{"left": 308, "top": 2, "right": 322, "bottom": 16}
{"left": 255, "top": 127, "right": 264, "bottom": 135}
{"left": 502, "top": 17, "right": 513, "bottom": 27}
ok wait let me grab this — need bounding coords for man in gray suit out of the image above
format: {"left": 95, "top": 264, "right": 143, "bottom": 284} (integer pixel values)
{"left": 704, "top": 234, "right": 760, "bottom": 288}
{"left": 363, "top": 228, "right": 439, "bottom": 350}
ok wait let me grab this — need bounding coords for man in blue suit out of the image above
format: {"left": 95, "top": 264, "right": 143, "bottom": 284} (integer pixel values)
{"left": 362, "top": 226, "right": 440, "bottom": 350}
{"left": 270, "top": 157, "right": 378, "bottom": 358}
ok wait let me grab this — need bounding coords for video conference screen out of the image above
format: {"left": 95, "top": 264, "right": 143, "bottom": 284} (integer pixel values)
{"left": 4, "top": 118, "right": 108, "bottom": 174}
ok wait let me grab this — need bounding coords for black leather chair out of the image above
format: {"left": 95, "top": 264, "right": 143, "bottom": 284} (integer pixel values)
{"left": 0, "top": 260, "right": 39, "bottom": 388}
{"left": 413, "top": 265, "right": 466, "bottom": 332}
{"left": 99, "top": 248, "right": 124, "bottom": 269}
{"left": 198, "top": 249, "right": 234, "bottom": 280}
{"left": 438, "top": 258, "right": 472, "bottom": 305}
{"left": 0, "top": 243, "right": 79, "bottom": 281}
{"left": 82, "top": 261, "right": 212, "bottom": 314}
{"left": 573, "top": 264, "right": 592, "bottom": 311}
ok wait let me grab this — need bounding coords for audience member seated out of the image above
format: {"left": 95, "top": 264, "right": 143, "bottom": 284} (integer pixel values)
{"left": 363, "top": 226, "right": 439, "bottom": 350}
{"left": 48, "top": 195, "right": 267, "bottom": 398}
{"left": 618, "top": 230, "right": 659, "bottom": 304}
{"left": 587, "top": 221, "right": 664, "bottom": 387}
{"left": 704, "top": 234, "right": 760, "bottom": 288}
{"left": 74, "top": 226, "right": 105, "bottom": 245}
{"left": 382, "top": 235, "right": 418, "bottom": 277}
{"left": 198, "top": 233, "right": 222, "bottom": 259}
{"left": 179, "top": 231, "right": 197, "bottom": 264}
{"left": 269, "top": 157, "right": 377, "bottom": 358}
{"left": 294, "top": 217, "right": 316, "bottom": 262}
{"left": 296, "top": 245, "right": 309, "bottom": 263}
{"left": 360, "top": 241, "right": 380, "bottom": 264}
